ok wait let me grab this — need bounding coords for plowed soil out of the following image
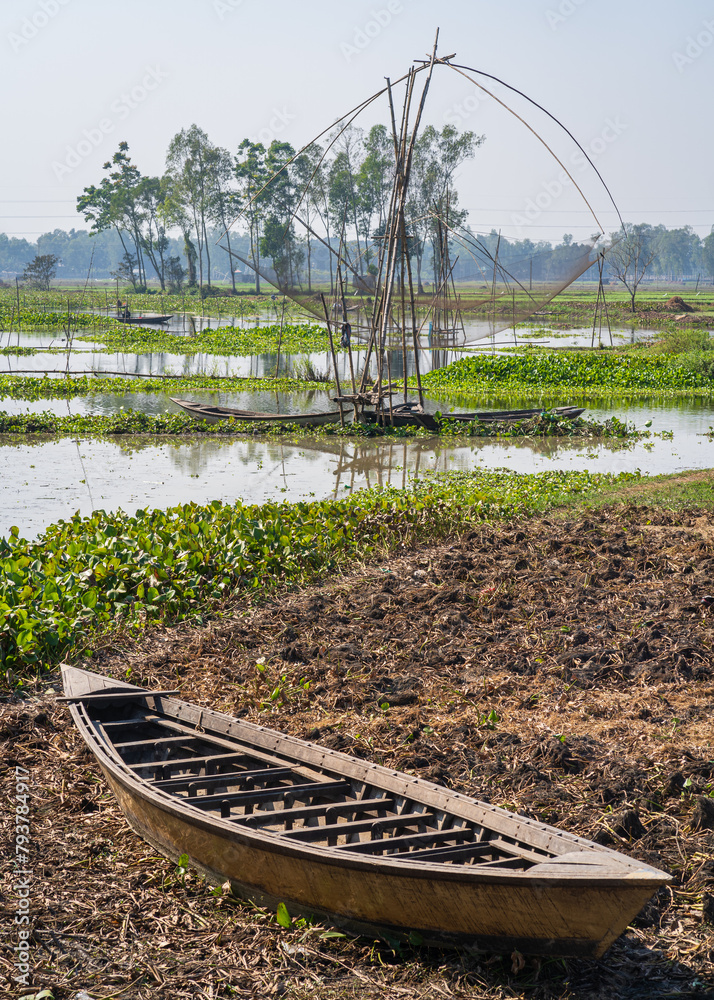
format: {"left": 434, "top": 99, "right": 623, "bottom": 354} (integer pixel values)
{"left": 2, "top": 503, "right": 714, "bottom": 999}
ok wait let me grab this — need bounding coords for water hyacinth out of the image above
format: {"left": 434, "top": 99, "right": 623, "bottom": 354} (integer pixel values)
{"left": 0, "top": 469, "right": 635, "bottom": 677}
{"left": 421, "top": 351, "right": 710, "bottom": 394}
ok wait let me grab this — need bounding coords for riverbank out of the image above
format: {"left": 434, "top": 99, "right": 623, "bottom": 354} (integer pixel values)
{"left": 1, "top": 470, "right": 713, "bottom": 998}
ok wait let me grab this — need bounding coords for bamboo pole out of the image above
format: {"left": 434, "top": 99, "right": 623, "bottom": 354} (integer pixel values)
{"left": 274, "top": 296, "right": 286, "bottom": 378}
{"left": 320, "top": 293, "right": 344, "bottom": 427}
{"left": 338, "top": 266, "right": 358, "bottom": 421}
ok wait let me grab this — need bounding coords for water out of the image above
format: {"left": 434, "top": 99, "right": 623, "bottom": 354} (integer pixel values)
{"left": 2, "top": 320, "right": 712, "bottom": 540}
{"left": 1, "top": 396, "right": 712, "bottom": 540}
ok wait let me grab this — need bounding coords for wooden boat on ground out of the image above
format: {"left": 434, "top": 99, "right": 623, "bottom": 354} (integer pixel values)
{"left": 169, "top": 397, "right": 343, "bottom": 427}
{"left": 116, "top": 314, "right": 173, "bottom": 325}
{"left": 62, "top": 666, "right": 670, "bottom": 957}
{"left": 360, "top": 404, "right": 585, "bottom": 431}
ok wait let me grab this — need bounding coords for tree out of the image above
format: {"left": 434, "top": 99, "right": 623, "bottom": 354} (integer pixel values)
{"left": 234, "top": 140, "right": 270, "bottom": 293}
{"left": 260, "top": 141, "right": 304, "bottom": 289}
{"left": 22, "top": 253, "right": 60, "bottom": 290}
{"left": 355, "top": 124, "right": 393, "bottom": 272}
{"left": 294, "top": 143, "right": 327, "bottom": 293}
{"left": 607, "top": 226, "right": 659, "bottom": 311}
{"left": 328, "top": 126, "right": 365, "bottom": 274}
{"left": 297, "top": 142, "right": 334, "bottom": 292}
{"left": 209, "top": 146, "right": 238, "bottom": 292}
{"left": 407, "top": 124, "right": 483, "bottom": 292}
{"left": 654, "top": 225, "right": 701, "bottom": 279}
{"left": 166, "top": 255, "right": 186, "bottom": 293}
{"left": 77, "top": 142, "right": 169, "bottom": 289}
{"left": 133, "top": 176, "right": 171, "bottom": 290}
{"left": 165, "top": 125, "right": 218, "bottom": 291}
{"left": 703, "top": 230, "right": 714, "bottom": 283}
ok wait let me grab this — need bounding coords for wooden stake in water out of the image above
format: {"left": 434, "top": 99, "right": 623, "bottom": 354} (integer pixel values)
{"left": 274, "top": 296, "right": 286, "bottom": 378}
{"left": 320, "top": 292, "right": 344, "bottom": 427}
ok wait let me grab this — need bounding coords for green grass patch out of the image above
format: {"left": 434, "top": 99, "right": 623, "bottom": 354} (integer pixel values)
{"left": 554, "top": 469, "right": 714, "bottom": 514}
{"left": 0, "top": 469, "right": 636, "bottom": 681}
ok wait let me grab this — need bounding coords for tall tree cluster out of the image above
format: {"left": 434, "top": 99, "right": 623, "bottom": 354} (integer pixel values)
{"left": 73, "top": 122, "right": 483, "bottom": 295}
{"left": 2, "top": 127, "right": 710, "bottom": 289}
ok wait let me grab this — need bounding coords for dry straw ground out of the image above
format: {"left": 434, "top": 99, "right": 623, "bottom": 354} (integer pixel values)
{"left": 2, "top": 503, "right": 714, "bottom": 999}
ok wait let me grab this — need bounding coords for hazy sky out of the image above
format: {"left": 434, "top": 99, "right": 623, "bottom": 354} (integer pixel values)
{"left": 1, "top": 0, "right": 712, "bottom": 245}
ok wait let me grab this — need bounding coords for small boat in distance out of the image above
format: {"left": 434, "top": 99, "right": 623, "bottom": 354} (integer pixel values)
{"left": 116, "top": 313, "right": 173, "bottom": 325}
{"left": 62, "top": 666, "right": 670, "bottom": 957}
{"left": 170, "top": 397, "right": 343, "bottom": 426}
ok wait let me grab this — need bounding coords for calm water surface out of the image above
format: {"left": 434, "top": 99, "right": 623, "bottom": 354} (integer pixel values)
{"left": 1, "top": 401, "right": 712, "bottom": 540}
{"left": 2, "top": 320, "right": 712, "bottom": 540}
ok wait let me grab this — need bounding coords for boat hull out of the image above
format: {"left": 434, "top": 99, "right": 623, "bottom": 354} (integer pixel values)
{"left": 116, "top": 314, "right": 173, "bottom": 325}
{"left": 170, "top": 397, "right": 343, "bottom": 426}
{"left": 102, "top": 763, "right": 659, "bottom": 957}
{"left": 360, "top": 406, "right": 584, "bottom": 430}
{"left": 62, "top": 666, "right": 669, "bottom": 957}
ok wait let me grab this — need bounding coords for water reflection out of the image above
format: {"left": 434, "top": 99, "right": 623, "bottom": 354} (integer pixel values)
{"left": 2, "top": 424, "right": 712, "bottom": 542}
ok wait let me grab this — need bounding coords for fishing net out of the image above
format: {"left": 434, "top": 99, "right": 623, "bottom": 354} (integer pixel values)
{"left": 217, "top": 43, "right": 620, "bottom": 366}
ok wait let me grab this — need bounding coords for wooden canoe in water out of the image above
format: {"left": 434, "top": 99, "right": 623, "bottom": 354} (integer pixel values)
{"left": 61, "top": 666, "right": 669, "bottom": 957}
{"left": 170, "top": 397, "right": 343, "bottom": 426}
{"left": 360, "top": 405, "right": 585, "bottom": 431}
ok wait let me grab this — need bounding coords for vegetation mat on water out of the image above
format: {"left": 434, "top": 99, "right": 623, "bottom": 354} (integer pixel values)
{"left": 2, "top": 498, "right": 714, "bottom": 998}
{"left": 0, "top": 373, "right": 325, "bottom": 400}
{"left": 0, "top": 471, "right": 631, "bottom": 677}
{"left": 76, "top": 322, "right": 339, "bottom": 356}
{"left": 0, "top": 409, "right": 643, "bottom": 441}
{"left": 0, "top": 306, "right": 128, "bottom": 332}
{"left": 421, "top": 351, "right": 714, "bottom": 397}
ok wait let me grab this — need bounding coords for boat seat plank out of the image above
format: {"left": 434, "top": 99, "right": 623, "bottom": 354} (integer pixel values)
{"left": 120, "top": 712, "right": 330, "bottom": 784}
{"left": 154, "top": 766, "right": 293, "bottom": 793}
{"left": 238, "top": 796, "right": 397, "bottom": 830}
{"left": 114, "top": 734, "right": 204, "bottom": 751}
{"left": 280, "top": 810, "right": 435, "bottom": 844}
{"left": 335, "top": 823, "right": 475, "bottom": 855}
{"left": 58, "top": 689, "right": 179, "bottom": 703}
{"left": 405, "top": 842, "right": 499, "bottom": 863}
{"left": 488, "top": 837, "right": 553, "bottom": 866}
{"left": 470, "top": 857, "right": 531, "bottom": 870}
{"left": 127, "top": 751, "right": 249, "bottom": 775}
{"left": 184, "top": 779, "right": 352, "bottom": 813}
{"left": 98, "top": 714, "right": 163, "bottom": 731}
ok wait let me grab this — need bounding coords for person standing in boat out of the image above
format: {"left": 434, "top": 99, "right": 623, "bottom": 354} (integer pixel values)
{"left": 116, "top": 298, "right": 130, "bottom": 320}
